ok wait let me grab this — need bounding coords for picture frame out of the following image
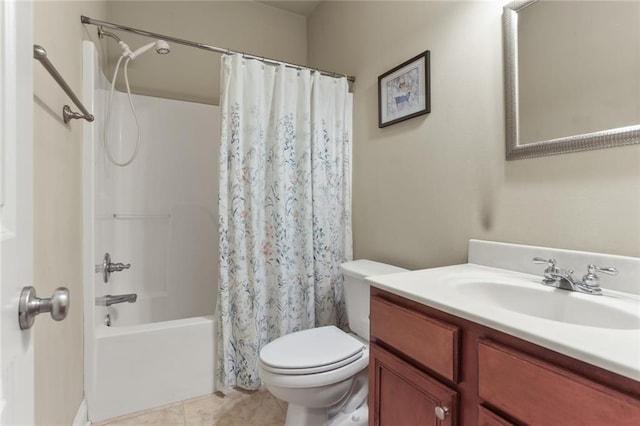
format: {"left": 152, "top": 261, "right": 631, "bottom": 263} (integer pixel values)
{"left": 378, "top": 50, "right": 430, "bottom": 128}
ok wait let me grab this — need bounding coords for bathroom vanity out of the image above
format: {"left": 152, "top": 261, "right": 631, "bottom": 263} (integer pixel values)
{"left": 366, "top": 240, "right": 640, "bottom": 425}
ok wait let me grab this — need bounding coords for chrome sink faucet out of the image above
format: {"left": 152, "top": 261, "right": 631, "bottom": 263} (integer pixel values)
{"left": 532, "top": 258, "right": 617, "bottom": 295}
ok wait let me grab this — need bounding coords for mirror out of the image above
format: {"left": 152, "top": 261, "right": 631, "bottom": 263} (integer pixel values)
{"left": 503, "top": 0, "right": 640, "bottom": 160}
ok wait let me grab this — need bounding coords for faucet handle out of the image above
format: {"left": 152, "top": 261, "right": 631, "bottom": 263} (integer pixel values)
{"left": 533, "top": 258, "right": 563, "bottom": 272}
{"left": 109, "top": 262, "right": 131, "bottom": 273}
{"left": 533, "top": 257, "right": 556, "bottom": 266}
{"left": 533, "top": 258, "right": 561, "bottom": 285}
{"left": 587, "top": 264, "right": 617, "bottom": 276}
{"left": 579, "top": 264, "right": 617, "bottom": 294}
{"left": 532, "top": 258, "right": 572, "bottom": 273}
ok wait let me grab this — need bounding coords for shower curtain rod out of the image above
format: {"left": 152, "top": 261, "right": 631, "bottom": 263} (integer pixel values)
{"left": 80, "top": 15, "right": 356, "bottom": 83}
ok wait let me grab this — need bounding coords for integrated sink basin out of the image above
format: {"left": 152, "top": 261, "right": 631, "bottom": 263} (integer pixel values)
{"left": 453, "top": 280, "right": 640, "bottom": 330}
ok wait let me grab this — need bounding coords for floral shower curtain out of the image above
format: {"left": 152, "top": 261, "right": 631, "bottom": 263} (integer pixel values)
{"left": 216, "top": 54, "right": 353, "bottom": 392}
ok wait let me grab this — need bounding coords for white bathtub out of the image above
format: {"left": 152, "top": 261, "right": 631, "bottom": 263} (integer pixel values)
{"left": 90, "top": 316, "right": 216, "bottom": 421}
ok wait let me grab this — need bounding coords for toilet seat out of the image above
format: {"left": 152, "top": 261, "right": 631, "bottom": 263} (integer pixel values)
{"left": 260, "top": 326, "right": 365, "bottom": 375}
{"left": 261, "top": 350, "right": 363, "bottom": 375}
{"left": 259, "top": 347, "right": 369, "bottom": 389}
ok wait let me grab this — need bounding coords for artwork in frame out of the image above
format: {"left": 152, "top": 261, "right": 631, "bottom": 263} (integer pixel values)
{"left": 378, "top": 50, "right": 430, "bottom": 128}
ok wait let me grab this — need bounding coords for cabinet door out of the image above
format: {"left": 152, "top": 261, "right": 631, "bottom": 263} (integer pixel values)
{"left": 478, "top": 341, "right": 640, "bottom": 426}
{"left": 370, "top": 343, "right": 457, "bottom": 426}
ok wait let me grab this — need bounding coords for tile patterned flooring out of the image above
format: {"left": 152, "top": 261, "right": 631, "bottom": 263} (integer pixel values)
{"left": 93, "top": 389, "right": 286, "bottom": 426}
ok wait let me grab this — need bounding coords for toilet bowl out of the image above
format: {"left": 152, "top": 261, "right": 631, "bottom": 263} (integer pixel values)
{"left": 258, "top": 260, "right": 407, "bottom": 426}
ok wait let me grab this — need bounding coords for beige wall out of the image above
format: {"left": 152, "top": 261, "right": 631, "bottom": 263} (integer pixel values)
{"left": 105, "top": 0, "right": 308, "bottom": 104}
{"left": 308, "top": 1, "right": 640, "bottom": 269}
{"left": 33, "top": 1, "right": 107, "bottom": 424}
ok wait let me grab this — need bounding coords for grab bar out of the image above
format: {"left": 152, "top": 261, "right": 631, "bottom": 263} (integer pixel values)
{"left": 33, "top": 45, "right": 95, "bottom": 123}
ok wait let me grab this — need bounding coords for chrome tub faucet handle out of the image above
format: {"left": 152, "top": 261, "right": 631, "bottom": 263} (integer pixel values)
{"left": 96, "top": 252, "right": 131, "bottom": 283}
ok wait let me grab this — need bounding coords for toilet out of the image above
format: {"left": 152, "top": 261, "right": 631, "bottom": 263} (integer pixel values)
{"left": 258, "top": 260, "right": 407, "bottom": 426}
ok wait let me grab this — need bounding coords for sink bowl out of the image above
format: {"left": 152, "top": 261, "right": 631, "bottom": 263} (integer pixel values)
{"left": 454, "top": 281, "right": 640, "bottom": 330}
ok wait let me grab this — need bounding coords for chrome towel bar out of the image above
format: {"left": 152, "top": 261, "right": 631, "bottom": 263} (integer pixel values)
{"left": 33, "top": 45, "right": 94, "bottom": 123}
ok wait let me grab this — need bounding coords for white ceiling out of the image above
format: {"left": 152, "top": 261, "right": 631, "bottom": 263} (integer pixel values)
{"left": 256, "top": 1, "right": 322, "bottom": 17}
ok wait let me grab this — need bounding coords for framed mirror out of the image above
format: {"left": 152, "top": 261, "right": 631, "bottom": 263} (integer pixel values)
{"left": 503, "top": 0, "right": 640, "bottom": 160}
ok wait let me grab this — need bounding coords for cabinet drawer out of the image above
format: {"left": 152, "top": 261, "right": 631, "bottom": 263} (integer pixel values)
{"left": 478, "top": 340, "right": 640, "bottom": 425}
{"left": 478, "top": 406, "right": 514, "bottom": 426}
{"left": 370, "top": 296, "right": 459, "bottom": 382}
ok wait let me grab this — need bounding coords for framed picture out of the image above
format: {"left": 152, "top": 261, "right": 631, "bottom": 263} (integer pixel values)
{"left": 378, "top": 51, "right": 430, "bottom": 128}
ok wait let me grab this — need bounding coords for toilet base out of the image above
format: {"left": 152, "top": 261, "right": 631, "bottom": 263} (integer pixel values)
{"left": 281, "top": 370, "right": 369, "bottom": 426}
{"left": 329, "top": 405, "right": 368, "bottom": 426}
{"left": 285, "top": 404, "right": 327, "bottom": 426}
{"left": 284, "top": 404, "right": 368, "bottom": 426}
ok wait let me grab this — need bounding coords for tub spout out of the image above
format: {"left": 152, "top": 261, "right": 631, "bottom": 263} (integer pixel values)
{"left": 96, "top": 294, "right": 138, "bottom": 306}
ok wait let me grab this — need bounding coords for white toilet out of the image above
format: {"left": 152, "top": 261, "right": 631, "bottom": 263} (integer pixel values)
{"left": 258, "top": 260, "right": 407, "bottom": 426}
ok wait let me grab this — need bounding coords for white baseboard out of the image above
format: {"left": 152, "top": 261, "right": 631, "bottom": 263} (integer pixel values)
{"left": 72, "top": 398, "right": 89, "bottom": 426}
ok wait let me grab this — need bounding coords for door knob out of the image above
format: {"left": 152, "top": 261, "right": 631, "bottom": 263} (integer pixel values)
{"left": 18, "top": 286, "right": 70, "bottom": 330}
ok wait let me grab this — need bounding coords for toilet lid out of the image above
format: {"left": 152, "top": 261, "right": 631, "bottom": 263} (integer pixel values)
{"left": 260, "top": 326, "right": 365, "bottom": 375}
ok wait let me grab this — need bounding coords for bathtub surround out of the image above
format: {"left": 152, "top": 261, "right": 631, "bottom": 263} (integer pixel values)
{"left": 217, "top": 54, "right": 353, "bottom": 392}
{"left": 83, "top": 42, "right": 217, "bottom": 421}
{"left": 72, "top": 399, "right": 89, "bottom": 426}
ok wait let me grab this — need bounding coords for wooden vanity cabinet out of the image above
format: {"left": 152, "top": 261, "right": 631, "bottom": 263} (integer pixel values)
{"left": 369, "top": 287, "right": 640, "bottom": 426}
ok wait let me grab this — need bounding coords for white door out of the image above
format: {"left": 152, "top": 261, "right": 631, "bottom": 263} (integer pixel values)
{"left": 0, "top": 0, "right": 34, "bottom": 424}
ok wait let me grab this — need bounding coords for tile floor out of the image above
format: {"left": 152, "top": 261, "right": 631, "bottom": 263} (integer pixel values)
{"left": 92, "top": 389, "right": 286, "bottom": 426}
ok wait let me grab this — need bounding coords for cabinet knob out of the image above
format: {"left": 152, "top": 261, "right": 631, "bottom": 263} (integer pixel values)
{"left": 435, "top": 405, "right": 449, "bottom": 421}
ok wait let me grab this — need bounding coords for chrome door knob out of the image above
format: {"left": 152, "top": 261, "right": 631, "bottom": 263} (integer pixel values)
{"left": 434, "top": 405, "right": 449, "bottom": 421}
{"left": 18, "top": 286, "right": 70, "bottom": 330}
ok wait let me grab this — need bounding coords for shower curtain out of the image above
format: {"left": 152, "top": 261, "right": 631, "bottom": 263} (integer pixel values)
{"left": 216, "top": 54, "right": 353, "bottom": 392}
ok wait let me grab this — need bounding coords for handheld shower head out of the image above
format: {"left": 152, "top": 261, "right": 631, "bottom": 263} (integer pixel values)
{"left": 155, "top": 40, "right": 170, "bottom": 55}
{"left": 127, "top": 40, "right": 171, "bottom": 60}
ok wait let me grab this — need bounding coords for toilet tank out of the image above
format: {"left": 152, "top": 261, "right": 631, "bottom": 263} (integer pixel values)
{"left": 341, "top": 260, "right": 407, "bottom": 341}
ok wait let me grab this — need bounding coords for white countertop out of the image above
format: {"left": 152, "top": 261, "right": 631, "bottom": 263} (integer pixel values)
{"left": 367, "top": 263, "right": 640, "bottom": 381}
